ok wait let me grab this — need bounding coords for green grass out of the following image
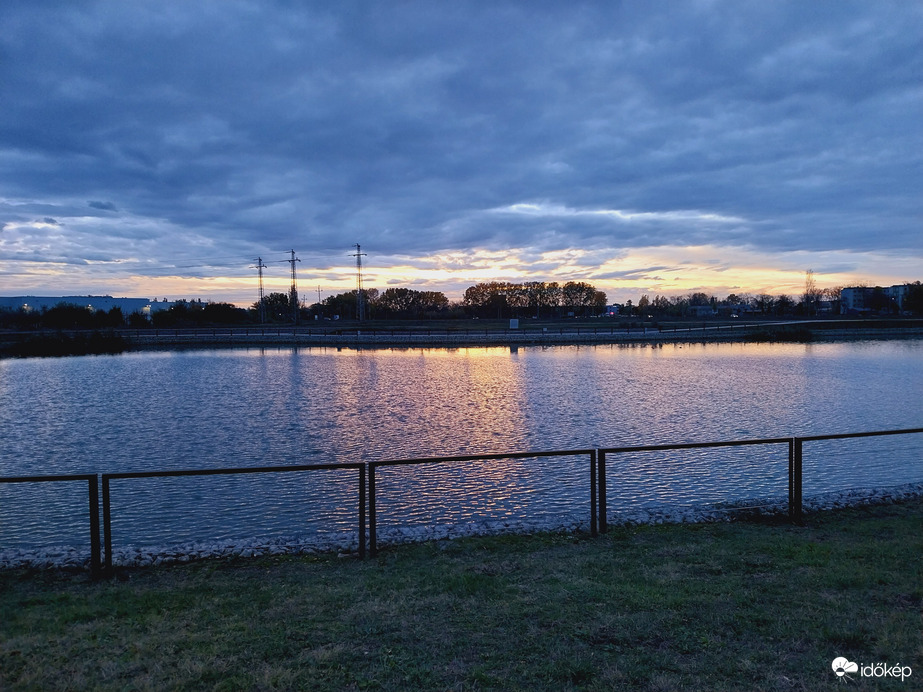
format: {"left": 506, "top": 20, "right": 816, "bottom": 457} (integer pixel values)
{"left": 2, "top": 500, "right": 921, "bottom": 691}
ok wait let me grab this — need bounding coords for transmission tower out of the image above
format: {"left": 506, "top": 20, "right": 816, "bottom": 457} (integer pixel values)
{"left": 251, "top": 257, "right": 267, "bottom": 323}
{"left": 287, "top": 249, "right": 301, "bottom": 324}
{"left": 351, "top": 243, "right": 367, "bottom": 321}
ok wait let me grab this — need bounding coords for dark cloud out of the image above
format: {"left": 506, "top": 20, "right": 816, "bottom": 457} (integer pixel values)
{"left": 0, "top": 1, "right": 920, "bottom": 299}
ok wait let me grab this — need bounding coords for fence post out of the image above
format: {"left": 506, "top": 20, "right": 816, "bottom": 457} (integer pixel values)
{"left": 88, "top": 475, "right": 102, "bottom": 580}
{"left": 102, "top": 476, "right": 113, "bottom": 578}
{"left": 358, "top": 465, "right": 366, "bottom": 559}
{"left": 369, "top": 465, "right": 377, "bottom": 557}
{"left": 598, "top": 450, "right": 607, "bottom": 534}
{"left": 789, "top": 438, "right": 803, "bottom": 522}
{"left": 788, "top": 438, "right": 794, "bottom": 518}
{"left": 590, "top": 451, "right": 597, "bottom": 537}
{"left": 793, "top": 438, "right": 803, "bottom": 521}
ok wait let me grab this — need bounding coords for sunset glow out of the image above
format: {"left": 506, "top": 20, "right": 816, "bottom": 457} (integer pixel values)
{"left": 1, "top": 3, "right": 920, "bottom": 306}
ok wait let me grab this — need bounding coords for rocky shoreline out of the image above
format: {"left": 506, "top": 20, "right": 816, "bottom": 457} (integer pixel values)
{"left": 2, "top": 482, "right": 920, "bottom": 572}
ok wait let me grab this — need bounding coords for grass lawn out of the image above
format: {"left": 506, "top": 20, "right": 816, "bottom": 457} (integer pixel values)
{"left": 2, "top": 500, "right": 921, "bottom": 691}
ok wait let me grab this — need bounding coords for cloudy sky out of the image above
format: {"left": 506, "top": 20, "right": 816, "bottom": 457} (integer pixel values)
{"left": 1, "top": 1, "right": 921, "bottom": 306}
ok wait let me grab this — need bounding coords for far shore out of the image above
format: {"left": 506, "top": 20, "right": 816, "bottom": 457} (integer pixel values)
{"left": 2, "top": 318, "right": 923, "bottom": 357}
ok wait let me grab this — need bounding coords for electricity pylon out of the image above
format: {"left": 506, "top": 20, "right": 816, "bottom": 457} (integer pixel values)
{"left": 287, "top": 249, "right": 301, "bottom": 324}
{"left": 251, "top": 257, "right": 267, "bottom": 324}
{"left": 351, "top": 243, "right": 367, "bottom": 321}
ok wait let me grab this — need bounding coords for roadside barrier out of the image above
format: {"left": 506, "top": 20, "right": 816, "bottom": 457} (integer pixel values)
{"left": 1, "top": 427, "right": 920, "bottom": 577}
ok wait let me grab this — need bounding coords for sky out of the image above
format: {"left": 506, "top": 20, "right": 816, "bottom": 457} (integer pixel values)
{"left": 1, "top": 1, "right": 921, "bottom": 307}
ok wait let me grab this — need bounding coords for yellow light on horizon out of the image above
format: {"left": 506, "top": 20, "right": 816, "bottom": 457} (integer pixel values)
{"left": 2, "top": 243, "right": 917, "bottom": 307}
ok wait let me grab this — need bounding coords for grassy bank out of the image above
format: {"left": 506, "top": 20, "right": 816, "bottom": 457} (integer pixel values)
{"left": 2, "top": 500, "right": 921, "bottom": 691}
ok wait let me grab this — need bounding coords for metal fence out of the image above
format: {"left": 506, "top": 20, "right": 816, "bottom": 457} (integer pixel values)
{"left": 1, "top": 427, "right": 920, "bottom": 578}
{"left": 597, "top": 437, "right": 796, "bottom": 534}
{"left": 0, "top": 473, "right": 102, "bottom": 578}
{"left": 101, "top": 462, "right": 365, "bottom": 577}
{"left": 368, "top": 449, "right": 597, "bottom": 557}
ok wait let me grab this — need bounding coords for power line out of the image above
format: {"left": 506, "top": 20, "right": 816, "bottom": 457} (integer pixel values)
{"left": 350, "top": 243, "right": 367, "bottom": 321}
{"left": 250, "top": 257, "right": 267, "bottom": 323}
{"left": 287, "top": 250, "right": 301, "bottom": 324}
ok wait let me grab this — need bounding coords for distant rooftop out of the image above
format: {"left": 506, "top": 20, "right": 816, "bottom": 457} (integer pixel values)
{"left": 0, "top": 296, "right": 174, "bottom": 313}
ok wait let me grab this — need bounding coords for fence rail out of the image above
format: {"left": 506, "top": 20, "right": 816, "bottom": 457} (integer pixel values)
{"left": 368, "top": 449, "right": 597, "bottom": 557}
{"left": 102, "top": 462, "right": 365, "bottom": 577}
{"left": 597, "top": 437, "right": 795, "bottom": 533}
{"left": 2, "top": 427, "right": 921, "bottom": 577}
{"left": 0, "top": 473, "right": 101, "bottom": 578}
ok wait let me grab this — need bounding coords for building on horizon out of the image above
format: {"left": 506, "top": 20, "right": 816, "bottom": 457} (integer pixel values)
{"left": 0, "top": 295, "right": 176, "bottom": 316}
{"left": 840, "top": 284, "right": 912, "bottom": 314}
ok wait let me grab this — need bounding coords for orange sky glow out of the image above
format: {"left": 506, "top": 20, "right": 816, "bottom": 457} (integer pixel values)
{"left": 3, "top": 244, "right": 916, "bottom": 309}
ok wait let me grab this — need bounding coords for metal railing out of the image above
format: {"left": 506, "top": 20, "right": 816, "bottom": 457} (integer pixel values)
{"left": 368, "top": 449, "right": 597, "bottom": 557}
{"left": 102, "top": 462, "right": 365, "bottom": 577}
{"left": 1, "top": 427, "right": 920, "bottom": 577}
{"left": 0, "top": 473, "right": 102, "bottom": 578}
{"left": 597, "top": 437, "right": 796, "bottom": 532}
{"left": 792, "top": 428, "right": 923, "bottom": 515}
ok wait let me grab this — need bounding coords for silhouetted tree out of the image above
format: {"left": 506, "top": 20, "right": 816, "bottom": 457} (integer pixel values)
{"left": 904, "top": 282, "right": 923, "bottom": 315}
{"left": 754, "top": 294, "right": 775, "bottom": 314}
{"left": 252, "top": 292, "right": 293, "bottom": 322}
{"left": 650, "top": 295, "right": 672, "bottom": 315}
{"left": 317, "top": 289, "right": 379, "bottom": 320}
{"left": 463, "top": 280, "right": 604, "bottom": 319}
{"left": 688, "top": 292, "right": 712, "bottom": 307}
{"left": 523, "top": 281, "right": 562, "bottom": 318}
{"left": 775, "top": 295, "right": 795, "bottom": 315}
{"left": 866, "top": 287, "right": 893, "bottom": 313}
{"left": 42, "top": 303, "right": 98, "bottom": 330}
{"left": 463, "top": 282, "right": 511, "bottom": 318}
{"left": 560, "top": 281, "right": 607, "bottom": 316}
{"left": 802, "top": 269, "right": 823, "bottom": 316}
{"left": 201, "top": 302, "right": 247, "bottom": 324}
{"left": 823, "top": 286, "right": 843, "bottom": 314}
{"left": 127, "top": 311, "right": 149, "bottom": 328}
{"left": 376, "top": 288, "right": 449, "bottom": 319}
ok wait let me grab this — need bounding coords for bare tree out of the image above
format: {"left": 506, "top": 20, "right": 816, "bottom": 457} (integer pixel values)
{"left": 803, "top": 269, "right": 823, "bottom": 316}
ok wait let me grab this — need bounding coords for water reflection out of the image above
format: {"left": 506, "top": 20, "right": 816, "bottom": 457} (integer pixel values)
{"left": 106, "top": 471, "right": 358, "bottom": 547}
{"left": 1, "top": 340, "right": 921, "bottom": 551}
{"left": 374, "top": 453, "right": 590, "bottom": 532}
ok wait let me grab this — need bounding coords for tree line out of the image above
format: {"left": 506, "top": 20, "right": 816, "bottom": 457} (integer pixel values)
{"left": 0, "top": 300, "right": 248, "bottom": 331}
{"left": 2, "top": 281, "right": 921, "bottom": 331}
{"left": 623, "top": 282, "right": 923, "bottom": 318}
{"left": 462, "top": 281, "right": 607, "bottom": 319}
{"left": 259, "top": 280, "right": 608, "bottom": 321}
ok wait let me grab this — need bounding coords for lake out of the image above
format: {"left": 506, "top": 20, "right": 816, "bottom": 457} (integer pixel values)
{"left": 1, "top": 339, "right": 922, "bottom": 555}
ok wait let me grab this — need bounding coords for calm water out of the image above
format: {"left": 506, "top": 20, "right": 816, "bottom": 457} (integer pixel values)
{"left": 1, "top": 340, "right": 922, "bottom": 552}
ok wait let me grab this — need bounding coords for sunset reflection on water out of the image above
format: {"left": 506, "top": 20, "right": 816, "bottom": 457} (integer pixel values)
{"left": 1, "top": 340, "right": 921, "bottom": 551}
